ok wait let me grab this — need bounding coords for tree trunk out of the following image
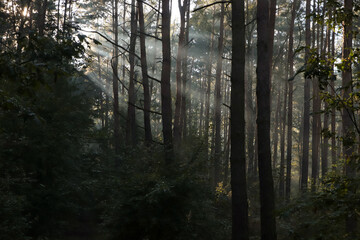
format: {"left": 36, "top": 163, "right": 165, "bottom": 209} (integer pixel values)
{"left": 279, "top": 81, "right": 287, "bottom": 199}
{"left": 231, "top": 0, "right": 249, "bottom": 238}
{"left": 322, "top": 7, "right": 330, "bottom": 176}
{"left": 256, "top": 0, "right": 277, "bottom": 239}
{"left": 342, "top": 0, "right": 356, "bottom": 235}
{"left": 36, "top": 0, "right": 48, "bottom": 36}
{"left": 301, "top": 0, "right": 311, "bottom": 192}
{"left": 173, "top": 0, "right": 187, "bottom": 144}
{"left": 245, "top": 1, "right": 256, "bottom": 176}
{"left": 138, "top": 0, "right": 152, "bottom": 145}
{"left": 161, "top": 0, "right": 173, "bottom": 162}
{"left": 285, "top": 0, "right": 298, "bottom": 200}
{"left": 311, "top": 63, "right": 321, "bottom": 189}
{"left": 272, "top": 92, "right": 281, "bottom": 170}
{"left": 330, "top": 17, "right": 336, "bottom": 170}
{"left": 214, "top": 3, "right": 225, "bottom": 186}
{"left": 199, "top": 75, "right": 205, "bottom": 137}
{"left": 112, "top": 0, "right": 121, "bottom": 157}
{"left": 181, "top": 0, "right": 190, "bottom": 139}
{"left": 126, "top": 0, "right": 138, "bottom": 146}
{"left": 205, "top": 12, "right": 215, "bottom": 162}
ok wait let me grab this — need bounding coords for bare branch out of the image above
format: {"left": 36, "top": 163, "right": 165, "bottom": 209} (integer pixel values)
{"left": 128, "top": 101, "right": 162, "bottom": 115}
{"left": 193, "top": 1, "right": 230, "bottom": 12}
{"left": 73, "top": 26, "right": 142, "bottom": 60}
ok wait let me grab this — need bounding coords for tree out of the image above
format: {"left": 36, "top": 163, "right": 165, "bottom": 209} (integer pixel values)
{"left": 342, "top": 0, "right": 357, "bottom": 235}
{"left": 112, "top": 0, "right": 121, "bottom": 157}
{"left": 161, "top": 0, "right": 173, "bottom": 161}
{"left": 285, "top": 0, "right": 298, "bottom": 200}
{"left": 126, "top": 0, "right": 138, "bottom": 146}
{"left": 180, "top": 0, "right": 190, "bottom": 139}
{"left": 231, "top": 0, "right": 249, "bottom": 239}
{"left": 138, "top": 0, "right": 152, "bottom": 145}
{"left": 256, "top": 0, "right": 277, "bottom": 239}
{"left": 214, "top": 3, "right": 225, "bottom": 186}
{"left": 174, "top": 0, "right": 188, "bottom": 144}
{"left": 301, "top": 0, "right": 311, "bottom": 191}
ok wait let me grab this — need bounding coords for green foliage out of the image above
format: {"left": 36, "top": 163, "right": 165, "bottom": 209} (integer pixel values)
{"left": 0, "top": 14, "right": 100, "bottom": 238}
{"left": 279, "top": 172, "right": 360, "bottom": 240}
{"left": 100, "top": 146, "right": 231, "bottom": 240}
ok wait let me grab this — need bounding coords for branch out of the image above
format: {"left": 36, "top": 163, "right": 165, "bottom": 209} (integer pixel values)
{"left": 223, "top": 103, "right": 231, "bottom": 109}
{"left": 327, "top": 81, "right": 360, "bottom": 135}
{"left": 193, "top": 1, "right": 230, "bottom": 12}
{"left": 74, "top": 27, "right": 142, "bottom": 60}
{"left": 147, "top": 74, "right": 161, "bottom": 83}
{"left": 110, "top": 60, "right": 129, "bottom": 91}
{"left": 128, "top": 101, "right": 162, "bottom": 115}
{"left": 245, "top": 18, "right": 256, "bottom": 27}
{"left": 137, "top": 30, "right": 162, "bottom": 41}
{"left": 138, "top": 0, "right": 161, "bottom": 14}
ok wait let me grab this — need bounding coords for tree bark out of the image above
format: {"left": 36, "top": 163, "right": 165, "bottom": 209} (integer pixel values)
{"left": 112, "top": 0, "right": 121, "bottom": 157}
{"left": 342, "top": 0, "right": 356, "bottom": 235}
{"left": 214, "top": 3, "right": 225, "bottom": 186}
{"left": 245, "top": 0, "right": 256, "bottom": 176}
{"left": 331, "top": 27, "right": 336, "bottom": 170}
{"left": 205, "top": 12, "right": 216, "bottom": 163}
{"left": 126, "top": 0, "right": 138, "bottom": 147}
{"left": 138, "top": 0, "right": 152, "bottom": 145}
{"left": 36, "top": 0, "right": 48, "bottom": 36}
{"left": 180, "top": 0, "right": 190, "bottom": 139}
{"left": 231, "top": 0, "right": 249, "bottom": 239}
{"left": 173, "top": 0, "right": 187, "bottom": 144}
{"left": 301, "top": 0, "right": 311, "bottom": 192}
{"left": 272, "top": 92, "right": 281, "bottom": 170}
{"left": 285, "top": 0, "right": 298, "bottom": 200}
{"left": 256, "top": 0, "right": 277, "bottom": 239}
{"left": 322, "top": 5, "right": 330, "bottom": 176}
{"left": 311, "top": 0, "right": 321, "bottom": 192}
{"left": 161, "top": 0, "right": 173, "bottom": 162}
{"left": 279, "top": 81, "right": 287, "bottom": 199}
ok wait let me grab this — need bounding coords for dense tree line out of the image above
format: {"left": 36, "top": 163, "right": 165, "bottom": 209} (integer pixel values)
{"left": 1, "top": 0, "right": 360, "bottom": 240}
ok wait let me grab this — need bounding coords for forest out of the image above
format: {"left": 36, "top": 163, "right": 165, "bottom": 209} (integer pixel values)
{"left": 1, "top": 0, "right": 360, "bottom": 239}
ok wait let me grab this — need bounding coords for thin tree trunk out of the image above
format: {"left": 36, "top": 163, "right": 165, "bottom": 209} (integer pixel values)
{"left": 138, "top": 0, "right": 152, "bottom": 145}
{"left": 183, "top": 58, "right": 193, "bottom": 138}
{"left": 330, "top": 17, "right": 336, "bottom": 170}
{"left": 161, "top": 0, "right": 173, "bottom": 162}
{"left": 245, "top": 0, "right": 256, "bottom": 176}
{"left": 205, "top": 11, "right": 215, "bottom": 162}
{"left": 214, "top": 3, "right": 225, "bottom": 186}
{"left": 311, "top": 43, "right": 321, "bottom": 192}
{"left": 301, "top": 0, "right": 311, "bottom": 192}
{"left": 122, "top": 3, "right": 127, "bottom": 95}
{"left": 199, "top": 75, "right": 205, "bottom": 137}
{"left": 279, "top": 80, "right": 287, "bottom": 199}
{"left": 181, "top": 0, "right": 190, "bottom": 139}
{"left": 173, "top": 0, "right": 187, "bottom": 144}
{"left": 112, "top": 0, "right": 121, "bottom": 157}
{"left": 285, "top": 0, "right": 298, "bottom": 200}
{"left": 322, "top": 6, "right": 330, "bottom": 176}
{"left": 272, "top": 92, "right": 281, "bottom": 170}
{"left": 126, "top": 0, "right": 138, "bottom": 146}
{"left": 342, "top": 0, "right": 356, "bottom": 235}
